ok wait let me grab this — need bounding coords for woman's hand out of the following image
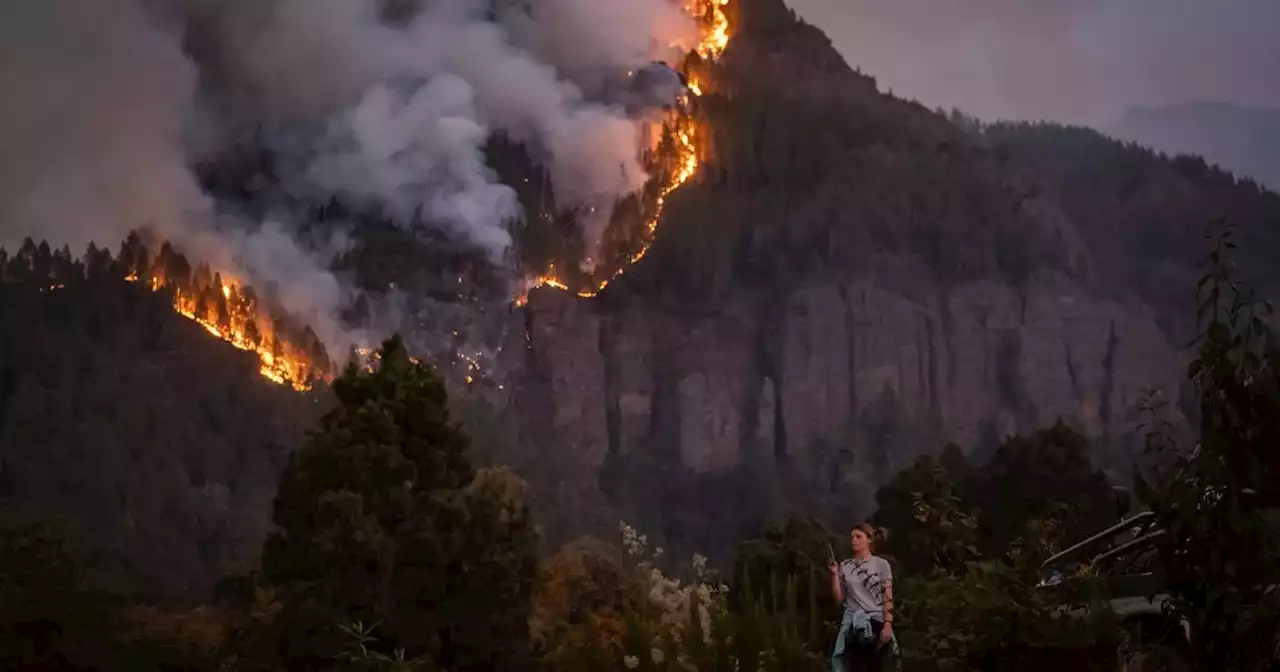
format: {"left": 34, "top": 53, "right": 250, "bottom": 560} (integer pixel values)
{"left": 828, "top": 560, "right": 839, "bottom": 576}
{"left": 880, "top": 622, "right": 893, "bottom": 644}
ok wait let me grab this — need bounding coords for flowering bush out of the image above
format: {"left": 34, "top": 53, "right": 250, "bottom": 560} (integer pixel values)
{"left": 532, "top": 521, "right": 830, "bottom": 671}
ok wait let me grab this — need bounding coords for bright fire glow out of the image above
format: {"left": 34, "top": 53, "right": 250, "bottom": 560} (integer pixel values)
{"left": 122, "top": 1, "right": 737, "bottom": 387}
{"left": 692, "top": 0, "right": 731, "bottom": 60}
{"left": 514, "top": 0, "right": 732, "bottom": 307}
{"left": 125, "top": 272, "right": 321, "bottom": 391}
{"left": 129, "top": 264, "right": 498, "bottom": 393}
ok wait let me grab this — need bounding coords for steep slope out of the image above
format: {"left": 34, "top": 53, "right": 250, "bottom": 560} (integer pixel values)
{"left": 507, "top": 0, "right": 1280, "bottom": 554}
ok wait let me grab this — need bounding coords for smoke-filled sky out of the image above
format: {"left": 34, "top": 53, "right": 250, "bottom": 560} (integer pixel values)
{"left": 0, "top": 0, "right": 697, "bottom": 357}
{"left": 789, "top": 0, "right": 1280, "bottom": 126}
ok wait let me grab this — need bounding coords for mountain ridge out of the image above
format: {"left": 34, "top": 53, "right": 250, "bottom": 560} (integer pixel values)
{"left": 1107, "top": 101, "right": 1280, "bottom": 191}
{"left": 504, "top": 0, "right": 1278, "bottom": 553}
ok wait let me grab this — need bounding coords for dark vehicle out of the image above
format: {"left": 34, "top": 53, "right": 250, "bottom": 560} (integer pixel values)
{"left": 1038, "top": 489, "right": 1192, "bottom": 671}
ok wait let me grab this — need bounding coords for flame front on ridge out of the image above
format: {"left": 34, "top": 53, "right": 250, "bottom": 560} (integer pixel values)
{"left": 125, "top": 271, "right": 324, "bottom": 391}
{"left": 111, "top": 1, "right": 737, "bottom": 389}
{"left": 514, "top": 0, "right": 732, "bottom": 307}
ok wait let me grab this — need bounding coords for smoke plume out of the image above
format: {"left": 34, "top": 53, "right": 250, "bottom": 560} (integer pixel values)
{"left": 496, "top": 0, "right": 698, "bottom": 94}
{"left": 200, "top": 0, "right": 696, "bottom": 262}
{"left": 0, "top": 0, "right": 207, "bottom": 255}
{"left": 0, "top": 0, "right": 699, "bottom": 360}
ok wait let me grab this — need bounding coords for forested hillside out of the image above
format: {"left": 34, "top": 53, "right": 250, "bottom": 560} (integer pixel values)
{"left": 626, "top": 0, "right": 1280, "bottom": 318}
{"left": 504, "top": 0, "right": 1280, "bottom": 566}
{"left": 1108, "top": 102, "right": 1280, "bottom": 192}
{"left": 631, "top": 0, "right": 1057, "bottom": 301}
{"left": 982, "top": 119, "right": 1280, "bottom": 335}
{"left": 0, "top": 238, "right": 324, "bottom": 602}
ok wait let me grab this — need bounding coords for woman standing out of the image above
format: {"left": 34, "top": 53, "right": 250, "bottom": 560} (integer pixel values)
{"left": 828, "top": 522, "right": 897, "bottom": 672}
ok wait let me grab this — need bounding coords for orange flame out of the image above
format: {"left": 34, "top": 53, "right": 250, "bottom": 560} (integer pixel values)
{"left": 131, "top": 264, "right": 497, "bottom": 393}
{"left": 124, "top": 1, "right": 736, "bottom": 385}
{"left": 125, "top": 272, "right": 321, "bottom": 391}
{"left": 690, "top": 0, "right": 731, "bottom": 60}
{"left": 514, "top": 0, "right": 732, "bottom": 307}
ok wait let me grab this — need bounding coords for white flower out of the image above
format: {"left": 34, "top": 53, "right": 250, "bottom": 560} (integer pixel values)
{"left": 624, "top": 654, "right": 640, "bottom": 669}
{"left": 651, "top": 647, "right": 666, "bottom": 664}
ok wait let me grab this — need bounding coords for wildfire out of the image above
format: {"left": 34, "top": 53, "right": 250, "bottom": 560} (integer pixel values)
{"left": 124, "top": 252, "right": 500, "bottom": 394}
{"left": 104, "top": 2, "right": 736, "bottom": 389}
{"left": 514, "top": 0, "right": 732, "bottom": 307}
{"left": 354, "top": 343, "right": 501, "bottom": 391}
{"left": 692, "top": 0, "right": 731, "bottom": 60}
{"left": 125, "top": 271, "right": 323, "bottom": 391}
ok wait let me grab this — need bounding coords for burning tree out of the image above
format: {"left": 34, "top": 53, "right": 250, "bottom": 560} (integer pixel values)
{"left": 114, "top": 232, "right": 333, "bottom": 390}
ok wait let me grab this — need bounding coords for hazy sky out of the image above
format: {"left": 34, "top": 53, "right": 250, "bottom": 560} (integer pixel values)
{"left": 787, "top": 0, "right": 1280, "bottom": 126}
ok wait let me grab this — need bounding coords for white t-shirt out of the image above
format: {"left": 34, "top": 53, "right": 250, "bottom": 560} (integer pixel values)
{"left": 839, "top": 555, "right": 892, "bottom": 616}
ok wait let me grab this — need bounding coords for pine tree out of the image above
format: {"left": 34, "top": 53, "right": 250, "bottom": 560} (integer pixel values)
{"left": 261, "top": 335, "right": 538, "bottom": 670}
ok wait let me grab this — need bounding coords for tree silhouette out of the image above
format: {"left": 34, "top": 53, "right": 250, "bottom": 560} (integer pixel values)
{"left": 969, "top": 421, "right": 1117, "bottom": 555}
{"left": 871, "top": 447, "right": 978, "bottom": 575}
{"left": 262, "top": 335, "right": 539, "bottom": 670}
{"left": 1138, "top": 220, "right": 1280, "bottom": 670}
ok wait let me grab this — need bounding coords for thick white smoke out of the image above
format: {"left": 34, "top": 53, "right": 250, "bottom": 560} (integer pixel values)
{"left": 200, "top": 0, "right": 697, "bottom": 262}
{"left": 305, "top": 75, "right": 520, "bottom": 261}
{"left": 0, "top": 0, "right": 698, "bottom": 359}
{"left": 0, "top": 0, "right": 208, "bottom": 254}
{"left": 496, "top": 0, "right": 698, "bottom": 96}
{"left": 0, "top": 0, "right": 369, "bottom": 359}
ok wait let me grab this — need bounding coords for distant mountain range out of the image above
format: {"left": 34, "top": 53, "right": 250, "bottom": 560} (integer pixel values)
{"left": 1107, "top": 102, "right": 1280, "bottom": 190}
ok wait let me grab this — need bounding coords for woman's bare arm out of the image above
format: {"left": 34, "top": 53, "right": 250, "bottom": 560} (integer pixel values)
{"left": 882, "top": 579, "right": 894, "bottom": 625}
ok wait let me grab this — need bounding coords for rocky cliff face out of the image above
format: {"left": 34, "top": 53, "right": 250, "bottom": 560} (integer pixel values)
{"left": 484, "top": 0, "right": 1215, "bottom": 535}
{"left": 427, "top": 0, "right": 1280, "bottom": 553}
{"left": 517, "top": 266, "right": 1184, "bottom": 488}
{"left": 382, "top": 0, "right": 1274, "bottom": 528}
